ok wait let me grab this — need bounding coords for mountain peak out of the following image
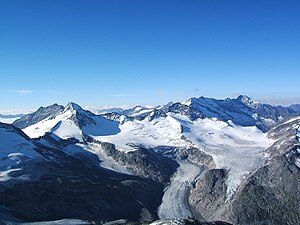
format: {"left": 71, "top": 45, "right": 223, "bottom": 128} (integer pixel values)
{"left": 64, "top": 102, "right": 82, "bottom": 112}
{"left": 236, "top": 95, "right": 260, "bottom": 108}
{"left": 184, "top": 97, "right": 199, "bottom": 106}
{"left": 237, "top": 95, "right": 251, "bottom": 102}
{"left": 13, "top": 104, "right": 64, "bottom": 129}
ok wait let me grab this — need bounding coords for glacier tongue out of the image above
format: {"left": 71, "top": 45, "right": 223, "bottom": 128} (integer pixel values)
{"left": 158, "top": 161, "right": 203, "bottom": 220}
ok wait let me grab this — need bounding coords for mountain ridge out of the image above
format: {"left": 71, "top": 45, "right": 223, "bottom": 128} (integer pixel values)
{"left": 12, "top": 95, "right": 300, "bottom": 133}
{"left": 1, "top": 95, "right": 300, "bottom": 224}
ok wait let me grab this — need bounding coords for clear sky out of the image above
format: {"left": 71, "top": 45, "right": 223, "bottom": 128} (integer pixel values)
{"left": 1, "top": 0, "right": 300, "bottom": 111}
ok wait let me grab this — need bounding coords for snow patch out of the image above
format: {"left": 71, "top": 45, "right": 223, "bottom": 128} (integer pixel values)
{"left": 295, "top": 158, "right": 300, "bottom": 168}
{"left": 283, "top": 116, "right": 300, "bottom": 125}
{"left": 0, "top": 168, "right": 22, "bottom": 181}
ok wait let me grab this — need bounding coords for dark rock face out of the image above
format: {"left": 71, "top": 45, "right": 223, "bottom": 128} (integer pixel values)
{"left": 227, "top": 146, "right": 300, "bottom": 225}
{"left": 188, "top": 169, "right": 228, "bottom": 221}
{"left": 71, "top": 109, "right": 96, "bottom": 128}
{"left": 63, "top": 102, "right": 97, "bottom": 128}
{"left": 0, "top": 160, "right": 163, "bottom": 223}
{"left": 101, "top": 112, "right": 122, "bottom": 121}
{"left": 152, "top": 145, "right": 215, "bottom": 168}
{"left": 100, "top": 142, "right": 179, "bottom": 184}
{"left": 0, "top": 173, "right": 162, "bottom": 223}
{"left": 101, "top": 112, "right": 131, "bottom": 123}
{"left": 267, "top": 117, "right": 300, "bottom": 140}
{"left": 13, "top": 104, "right": 64, "bottom": 129}
{"left": 168, "top": 102, "right": 202, "bottom": 121}
{"left": 121, "top": 106, "right": 150, "bottom": 117}
{"left": 266, "top": 117, "right": 300, "bottom": 157}
{"left": 146, "top": 109, "right": 167, "bottom": 121}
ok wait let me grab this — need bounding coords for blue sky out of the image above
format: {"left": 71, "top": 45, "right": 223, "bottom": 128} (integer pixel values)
{"left": 1, "top": 0, "right": 300, "bottom": 110}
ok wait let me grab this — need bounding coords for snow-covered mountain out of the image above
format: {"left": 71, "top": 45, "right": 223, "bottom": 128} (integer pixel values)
{"left": 1, "top": 95, "right": 300, "bottom": 224}
{"left": 13, "top": 104, "right": 64, "bottom": 129}
{"left": 21, "top": 102, "right": 120, "bottom": 142}
{"left": 165, "top": 95, "right": 298, "bottom": 132}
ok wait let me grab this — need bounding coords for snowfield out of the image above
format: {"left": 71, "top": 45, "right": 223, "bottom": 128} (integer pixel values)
{"left": 94, "top": 115, "right": 186, "bottom": 152}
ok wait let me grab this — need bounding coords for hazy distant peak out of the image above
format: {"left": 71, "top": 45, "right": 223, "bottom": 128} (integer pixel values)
{"left": 236, "top": 95, "right": 260, "bottom": 108}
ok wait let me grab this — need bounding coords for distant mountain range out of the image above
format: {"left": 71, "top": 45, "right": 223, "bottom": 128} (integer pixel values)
{"left": 1, "top": 95, "right": 300, "bottom": 225}
{"left": 0, "top": 113, "right": 24, "bottom": 124}
{"left": 12, "top": 95, "right": 300, "bottom": 131}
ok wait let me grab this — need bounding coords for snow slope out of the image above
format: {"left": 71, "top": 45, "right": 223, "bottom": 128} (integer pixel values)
{"left": 23, "top": 109, "right": 83, "bottom": 141}
{"left": 0, "top": 124, "right": 39, "bottom": 181}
